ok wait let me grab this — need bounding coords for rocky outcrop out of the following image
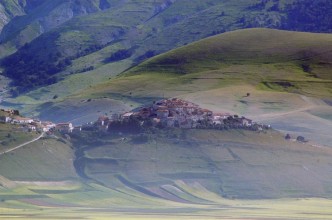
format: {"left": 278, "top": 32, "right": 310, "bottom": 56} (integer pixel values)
{"left": 0, "top": 0, "right": 26, "bottom": 32}
{"left": 0, "top": 0, "right": 113, "bottom": 47}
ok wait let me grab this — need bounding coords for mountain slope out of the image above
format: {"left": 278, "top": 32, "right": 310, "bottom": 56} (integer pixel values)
{"left": 89, "top": 28, "right": 332, "bottom": 98}
{"left": 0, "top": 0, "right": 174, "bottom": 91}
{"left": 0, "top": 0, "right": 116, "bottom": 46}
{"left": 1, "top": 0, "right": 332, "bottom": 96}
{"left": 0, "top": 0, "right": 26, "bottom": 32}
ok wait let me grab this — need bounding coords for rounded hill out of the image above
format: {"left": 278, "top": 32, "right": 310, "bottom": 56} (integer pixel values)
{"left": 134, "top": 28, "right": 332, "bottom": 78}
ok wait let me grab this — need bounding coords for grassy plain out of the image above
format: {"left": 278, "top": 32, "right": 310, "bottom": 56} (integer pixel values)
{"left": 0, "top": 197, "right": 332, "bottom": 220}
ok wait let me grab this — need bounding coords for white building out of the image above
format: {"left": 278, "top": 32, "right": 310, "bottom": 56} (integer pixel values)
{"left": 12, "top": 117, "right": 34, "bottom": 124}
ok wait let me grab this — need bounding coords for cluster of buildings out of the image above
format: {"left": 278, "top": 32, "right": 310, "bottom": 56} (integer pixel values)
{"left": 0, "top": 109, "right": 74, "bottom": 133}
{"left": 1, "top": 98, "right": 267, "bottom": 135}
{"left": 95, "top": 98, "right": 265, "bottom": 131}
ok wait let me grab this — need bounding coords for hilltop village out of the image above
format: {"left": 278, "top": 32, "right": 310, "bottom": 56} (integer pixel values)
{"left": 94, "top": 98, "right": 269, "bottom": 132}
{"left": 0, "top": 98, "right": 313, "bottom": 143}
{"left": 0, "top": 98, "right": 269, "bottom": 135}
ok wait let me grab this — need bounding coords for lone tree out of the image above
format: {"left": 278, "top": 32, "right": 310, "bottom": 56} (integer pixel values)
{"left": 297, "top": 136, "right": 306, "bottom": 143}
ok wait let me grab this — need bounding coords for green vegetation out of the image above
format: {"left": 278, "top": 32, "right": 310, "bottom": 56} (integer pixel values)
{"left": 82, "top": 29, "right": 332, "bottom": 100}
{"left": 2, "top": 0, "right": 332, "bottom": 96}
{"left": 0, "top": 123, "right": 38, "bottom": 152}
{"left": 283, "top": 0, "right": 332, "bottom": 32}
{"left": 0, "top": 135, "right": 78, "bottom": 181}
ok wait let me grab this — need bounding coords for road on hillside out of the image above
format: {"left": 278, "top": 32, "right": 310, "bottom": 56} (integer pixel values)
{"left": 0, "top": 132, "right": 45, "bottom": 156}
{"left": 254, "top": 95, "right": 327, "bottom": 120}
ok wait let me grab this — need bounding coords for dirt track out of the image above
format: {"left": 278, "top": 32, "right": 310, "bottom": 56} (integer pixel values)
{"left": 0, "top": 132, "right": 45, "bottom": 156}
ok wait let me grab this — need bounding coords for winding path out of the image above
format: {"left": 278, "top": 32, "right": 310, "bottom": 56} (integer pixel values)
{"left": 0, "top": 132, "right": 45, "bottom": 156}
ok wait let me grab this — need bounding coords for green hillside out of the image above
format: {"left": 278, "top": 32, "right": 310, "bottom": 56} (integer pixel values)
{"left": 65, "top": 28, "right": 332, "bottom": 146}
{"left": 0, "top": 110, "right": 38, "bottom": 152}
{"left": 0, "top": 136, "right": 78, "bottom": 181}
{"left": 0, "top": 123, "right": 38, "bottom": 152}
{"left": 4, "top": 29, "right": 331, "bottom": 133}
{"left": 82, "top": 28, "right": 332, "bottom": 100}
{"left": 2, "top": 0, "right": 332, "bottom": 96}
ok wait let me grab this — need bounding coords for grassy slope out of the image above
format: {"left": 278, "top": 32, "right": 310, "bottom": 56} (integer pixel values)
{"left": 1, "top": 0, "right": 331, "bottom": 104}
{"left": 0, "top": 123, "right": 38, "bottom": 152}
{"left": 71, "top": 29, "right": 332, "bottom": 98}
{"left": 1, "top": 0, "right": 298, "bottom": 103}
{"left": 0, "top": 128, "right": 332, "bottom": 219}
{"left": 0, "top": 133, "right": 78, "bottom": 181}
{"left": 72, "top": 129, "right": 332, "bottom": 200}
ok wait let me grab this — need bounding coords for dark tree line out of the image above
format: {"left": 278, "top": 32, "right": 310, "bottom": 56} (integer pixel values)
{"left": 108, "top": 116, "right": 143, "bottom": 134}
{"left": 283, "top": 0, "right": 332, "bottom": 33}
{"left": 247, "top": 0, "right": 332, "bottom": 33}
{"left": 104, "top": 49, "right": 133, "bottom": 63}
{"left": 1, "top": 39, "right": 105, "bottom": 95}
{"left": 2, "top": 47, "right": 67, "bottom": 95}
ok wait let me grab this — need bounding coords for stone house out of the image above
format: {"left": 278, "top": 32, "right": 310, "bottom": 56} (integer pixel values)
{"left": 156, "top": 109, "right": 169, "bottom": 119}
{"left": 122, "top": 112, "right": 134, "bottom": 119}
{"left": 56, "top": 123, "right": 74, "bottom": 133}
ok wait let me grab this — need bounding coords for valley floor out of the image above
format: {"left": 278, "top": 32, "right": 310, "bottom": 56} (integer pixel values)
{"left": 0, "top": 193, "right": 332, "bottom": 220}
